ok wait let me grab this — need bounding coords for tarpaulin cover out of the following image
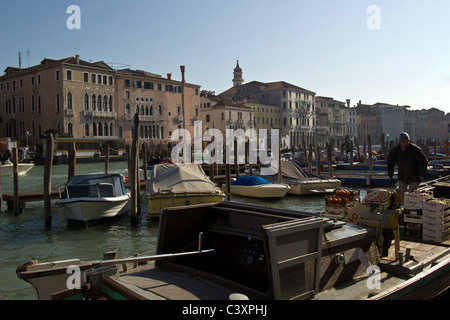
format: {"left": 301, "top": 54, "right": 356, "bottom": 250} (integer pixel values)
{"left": 146, "top": 163, "right": 221, "bottom": 196}
{"left": 231, "top": 176, "right": 271, "bottom": 186}
{"left": 63, "top": 174, "right": 128, "bottom": 198}
{"left": 259, "top": 161, "right": 317, "bottom": 180}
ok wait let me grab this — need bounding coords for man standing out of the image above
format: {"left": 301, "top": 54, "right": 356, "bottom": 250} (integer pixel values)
{"left": 387, "top": 132, "right": 428, "bottom": 204}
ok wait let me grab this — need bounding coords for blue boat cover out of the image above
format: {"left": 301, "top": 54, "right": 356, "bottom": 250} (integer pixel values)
{"left": 63, "top": 174, "right": 128, "bottom": 198}
{"left": 231, "top": 176, "right": 271, "bottom": 186}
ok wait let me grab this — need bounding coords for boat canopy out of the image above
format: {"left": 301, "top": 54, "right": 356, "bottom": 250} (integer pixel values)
{"left": 63, "top": 174, "right": 128, "bottom": 198}
{"left": 259, "top": 161, "right": 317, "bottom": 180}
{"left": 146, "top": 164, "right": 221, "bottom": 196}
{"left": 231, "top": 176, "right": 271, "bottom": 186}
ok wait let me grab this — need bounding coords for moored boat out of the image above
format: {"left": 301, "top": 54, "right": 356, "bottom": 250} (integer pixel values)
{"left": 57, "top": 174, "right": 131, "bottom": 224}
{"left": 146, "top": 163, "right": 225, "bottom": 219}
{"left": 256, "top": 161, "right": 341, "bottom": 195}
{"left": 230, "top": 176, "right": 290, "bottom": 198}
{"left": 1, "top": 160, "right": 34, "bottom": 176}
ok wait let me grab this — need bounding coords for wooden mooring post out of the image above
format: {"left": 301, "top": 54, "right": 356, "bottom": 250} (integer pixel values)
{"left": 13, "top": 147, "right": 20, "bottom": 216}
{"left": 44, "top": 133, "right": 54, "bottom": 227}
{"left": 68, "top": 141, "right": 76, "bottom": 177}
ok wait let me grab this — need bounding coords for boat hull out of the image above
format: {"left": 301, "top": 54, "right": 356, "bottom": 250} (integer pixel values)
{"left": 1, "top": 163, "right": 34, "bottom": 176}
{"left": 58, "top": 194, "right": 131, "bottom": 222}
{"left": 230, "top": 183, "right": 290, "bottom": 198}
{"left": 147, "top": 193, "right": 225, "bottom": 218}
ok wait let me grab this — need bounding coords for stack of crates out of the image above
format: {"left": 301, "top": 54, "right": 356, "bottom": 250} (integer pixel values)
{"left": 422, "top": 199, "right": 450, "bottom": 243}
{"left": 402, "top": 191, "right": 432, "bottom": 239}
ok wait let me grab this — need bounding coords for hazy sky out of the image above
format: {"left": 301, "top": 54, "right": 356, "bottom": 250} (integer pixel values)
{"left": 1, "top": 0, "right": 449, "bottom": 113}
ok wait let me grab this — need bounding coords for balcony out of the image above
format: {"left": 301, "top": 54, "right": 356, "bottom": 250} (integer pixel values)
{"left": 139, "top": 115, "right": 156, "bottom": 123}
{"left": 84, "top": 110, "right": 116, "bottom": 118}
{"left": 65, "top": 109, "right": 74, "bottom": 117}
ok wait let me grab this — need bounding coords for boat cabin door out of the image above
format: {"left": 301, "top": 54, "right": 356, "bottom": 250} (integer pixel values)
{"left": 263, "top": 217, "right": 323, "bottom": 300}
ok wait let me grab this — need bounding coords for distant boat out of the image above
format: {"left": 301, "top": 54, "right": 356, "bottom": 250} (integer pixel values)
{"left": 57, "top": 174, "right": 131, "bottom": 224}
{"left": 146, "top": 163, "right": 225, "bottom": 219}
{"left": 1, "top": 160, "right": 34, "bottom": 176}
{"left": 230, "top": 176, "right": 290, "bottom": 198}
{"left": 255, "top": 161, "right": 341, "bottom": 195}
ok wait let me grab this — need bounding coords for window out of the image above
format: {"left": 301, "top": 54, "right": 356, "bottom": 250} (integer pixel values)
{"left": 38, "top": 96, "right": 41, "bottom": 114}
{"left": 157, "top": 83, "right": 162, "bottom": 91}
{"left": 134, "top": 80, "right": 142, "bottom": 89}
{"left": 98, "top": 95, "right": 102, "bottom": 111}
{"left": 125, "top": 91, "right": 130, "bottom": 99}
{"left": 85, "top": 124, "right": 90, "bottom": 137}
{"left": 68, "top": 123, "right": 73, "bottom": 135}
{"left": 206, "top": 114, "right": 210, "bottom": 122}
{"left": 98, "top": 75, "right": 102, "bottom": 84}
{"left": 124, "top": 79, "right": 130, "bottom": 87}
{"left": 109, "top": 96, "right": 113, "bottom": 112}
{"left": 67, "top": 92, "right": 72, "bottom": 109}
{"left": 103, "top": 76, "right": 107, "bottom": 85}
{"left": 109, "top": 76, "right": 113, "bottom": 86}
{"left": 84, "top": 94, "right": 89, "bottom": 110}
{"left": 125, "top": 104, "right": 130, "bottom": 114}
{"left": 103, "top": 95, "right": 108, "bottom": 111}
{"left": 92, "top": 94, "right": 97, "bottom": 111}
{"left": 83, "top": 73, "right": 89, "bottom": 82}
{"left": 55, "top": 70, "right": 60, "bottom": 81}
{"left": 144, "top": 82, "right": 153, "bottom": 90}
{"left": 31, "top": 95, "right": 35, "bottom": 112}
{"left": 91, "top": 74, "right": 96, "bottom": 83}
{"left": 67, "top": 70, "right": 72, "bottom": 80}
{"left": 56, "top": 94, "right": 60, "bottom": 112}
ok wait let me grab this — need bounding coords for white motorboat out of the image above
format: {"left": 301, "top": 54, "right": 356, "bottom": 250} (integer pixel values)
{"left": 1, "top": 160, "right": 34, "bottom": 176}
{"left": 230, "top": 176, "right": 290, "bottom": 198}
{"left": 57, "top": 174, "right": 131, "bottom": 224}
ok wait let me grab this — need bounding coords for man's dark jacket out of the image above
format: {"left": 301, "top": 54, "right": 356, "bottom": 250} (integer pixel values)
{"left": 387, "top": 142, "right": 428, "bottom": 184}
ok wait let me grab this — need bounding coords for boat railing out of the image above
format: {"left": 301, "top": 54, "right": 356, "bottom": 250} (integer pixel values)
{"left": 59, "top": 183, "right": 116, "bottom": 199}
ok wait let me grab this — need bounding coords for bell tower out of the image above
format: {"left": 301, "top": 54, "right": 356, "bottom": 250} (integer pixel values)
{"left": 233, "top": 60, "right": 244, "bottom": 87}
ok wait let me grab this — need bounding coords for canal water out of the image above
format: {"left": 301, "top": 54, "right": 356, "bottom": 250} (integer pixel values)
{"left": 0, "top": 161, "right": 363, "bottom": 300}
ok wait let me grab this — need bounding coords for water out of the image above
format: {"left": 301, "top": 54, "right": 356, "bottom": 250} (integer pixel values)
{"left": 0, "top": 162, "right": 362, "bottom": 300}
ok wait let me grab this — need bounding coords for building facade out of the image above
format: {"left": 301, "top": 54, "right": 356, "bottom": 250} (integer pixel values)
{"left": 221, "top": 79, "right": 316, "bottom": 149}
{"left": 0, "top": 55, "right": 116, "bottom": 146}
{"left": 115, "top": 67, "right": 201, "bottom": 143}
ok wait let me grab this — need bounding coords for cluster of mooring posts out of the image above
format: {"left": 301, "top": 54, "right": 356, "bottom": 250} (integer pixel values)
{"left": 3, "top": 122, "right": 449, "bottom": 228}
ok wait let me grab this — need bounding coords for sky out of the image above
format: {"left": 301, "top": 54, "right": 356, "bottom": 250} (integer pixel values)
{"left": 1, "top": 0, "right": 450, "bottom": 113}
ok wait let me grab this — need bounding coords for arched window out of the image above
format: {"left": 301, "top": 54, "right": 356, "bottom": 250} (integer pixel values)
{"left": 68, "top": 123, "right": 73, "bottom": 135}
{"left": 140, "top": 105, "right": 144, "bottom": 115}
{"left": 84, "top": 94, "right": 89, "bottom": 110}
{"left": 104, "top": 123, "right": 108, "bottom": 136}
{"left": 97, "top": 95, "right": 102, "bottom": 110}
{"left": 150, "top": 105, "right": 154, "bottom": 115}
{"left": 126, "top": 104, "right": 130, "bottom": 114}
{"left": 85, "top": 124, "right": 90, "bottom": 137}
{"left": 103, "top": 95, "right": 108, "bottom": 111}
{"left": 92, "top": 94, "right": 96, "bottom": 111}
{"left": 118, "top": 126, "right": 123, "bottom": 138}
{"left": 67, "top": 92, "right": 72, "bottom": 109}
{"left": 109, "top": 123, "right": 114, "bottom": 137}
{"left": 158, "top": 105, "right": 162, "bottom": 115}
{"left": 98, "top": 122, "right": 103, "bottom": 136}
{"left": 93, "top": 122, "right": 97, "bottom": 136}
{"left": 109, "top": 96, "right": 113, "bottom": 112}
{"left": 145, "top": 106, "right": 149, "bottom": 115}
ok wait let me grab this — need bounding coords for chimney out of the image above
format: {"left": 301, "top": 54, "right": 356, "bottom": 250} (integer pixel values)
{"left": 167, "top": 73, "right": 172, "bottom": 80}
{"left": 180, "top": 65, "right": 185, "bottom": 83}
{"left": 346, "top": 99, "right": 350, "bottom": 108}
{"left": 75, "top": 55, "right": 80, "bottom": 64}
